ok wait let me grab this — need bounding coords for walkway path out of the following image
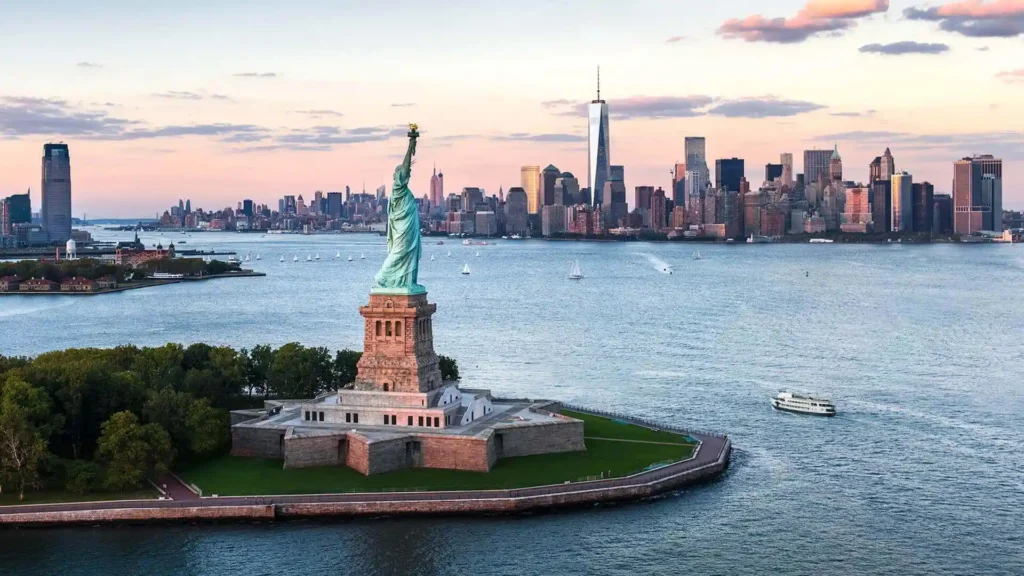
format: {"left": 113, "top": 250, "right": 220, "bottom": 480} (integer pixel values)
{"left": 157, "top": 475, "right": 200, "bottom": 501}
{"left": 584, "top": 436, "right": 696, "bottom": 446}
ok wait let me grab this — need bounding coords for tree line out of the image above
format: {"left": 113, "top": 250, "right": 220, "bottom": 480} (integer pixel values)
{"left": 0, "top": 343, "right": 459, "bottom": 500}
{"left": 0, "top": 257, "right": 241, "bottom": 284}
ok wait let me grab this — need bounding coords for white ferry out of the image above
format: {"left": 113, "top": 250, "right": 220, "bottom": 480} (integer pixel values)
{"left": 809, "top": 238, "right": 834, "bottom": 244}
{"left": 771, "top": 391, "right": 836, "bottom": 416}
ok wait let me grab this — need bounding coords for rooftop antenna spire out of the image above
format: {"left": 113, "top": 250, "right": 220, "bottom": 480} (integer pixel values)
{"left": 597, "top": 66, "right": 601, "bottom": 100}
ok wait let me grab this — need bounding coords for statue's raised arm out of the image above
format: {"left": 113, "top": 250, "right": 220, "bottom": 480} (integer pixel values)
{"left": 372, "top": 124, "right": 425, "bottom": 295}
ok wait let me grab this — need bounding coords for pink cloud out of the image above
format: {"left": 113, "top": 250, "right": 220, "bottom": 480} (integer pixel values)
{"left": 719, "top": 0, "right": 889, "bottom": 43}
{"left": 996, "top": 69, "right": 1024, "bottom": 82}
{"left": 937, "top": 0, "right": 1024, "bottom": 17}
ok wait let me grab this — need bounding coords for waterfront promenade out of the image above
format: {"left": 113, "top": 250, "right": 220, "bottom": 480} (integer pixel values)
{"left": 0, "top": 416, "right": 730, "bottom": 526}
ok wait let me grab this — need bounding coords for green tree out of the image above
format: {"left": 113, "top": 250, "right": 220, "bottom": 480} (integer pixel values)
{"left": 96, "top": 411, "right": 174, "bottom": 491}
{"left": 439, "top": 355, "right": 460, "bottom": 382}
{"left": 333, "top": 350, "right": 362, "bottom": 387}
{"left": 64, "top": 460, "right": 98, "bottom": 495}
{"left": 185, "top": 399, "right": 229, "bottom": 457}
{"left": 0, "top": 380, "right": 55, "bottom": 501}
{"left": 266, "top": 343, "right": 334, "bottom": 399}
{"left": 243, "top": 345, "right": 274, "bottom": 397}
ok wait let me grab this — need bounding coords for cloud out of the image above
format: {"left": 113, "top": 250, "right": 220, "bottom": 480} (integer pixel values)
{"left": 707, "top": 98, "right": 827, "bottom": 118}
{"left": 665, "top": 36, "right": 687, "bottom": 43}
{"left": 296, "top": 109, "right": 344, "bottom": 117}
{"left": 491, "top": 133, "right": 586, "bottom": 143}
{"left": 154, "top": 91, "right": 204, "bottom": 100}
{"left": 210, "top": 94, "right": 235, "bottom": 101}
{"left": 390, "top": 102, "right": 416, "bottom": 107}
{"left": 108, "top": 124, "right": 269, "bottom": 141}
{"left": 996, "top": 69, "right": 1024, "bottom": 82}
{"left": 816, "top": 129, "right": 1024, "bottom": 157}
{"left": 905, "top": 2, "right": 1024, "bottom": 37}
{"left": 719, "top": 0, "right": 889, "bottom": 43}
{"left": 76, "top": 62, "right": 103, "bottom": 68}
{"left": 977, "top": 45, "right": 991, "bottom": 50}
{"left": 830, "top": 110, "right": 875, "bottom": 117}
{"left": 860, "top": 41, "right": 951, "bottom": 54}
{"left": 611, "top": 96, "right": 715, "bottom": 119}
{"left": 233, "top": 72, "right": 278, "bottom": 78}
{"left": 276, "top": 125, "right": 397, "bottom": 145}
{"left": 0, "top": 96, "right": 137, "bottom": 138}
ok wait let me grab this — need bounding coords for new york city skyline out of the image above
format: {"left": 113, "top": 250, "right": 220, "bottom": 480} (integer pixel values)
{"left": 1, "top": 0, "right": 1022, "bottom": 217}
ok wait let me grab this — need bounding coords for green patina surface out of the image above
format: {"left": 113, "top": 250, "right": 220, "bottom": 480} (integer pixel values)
{"left": 373, "top": 126, "right": 424, "bottom": 294}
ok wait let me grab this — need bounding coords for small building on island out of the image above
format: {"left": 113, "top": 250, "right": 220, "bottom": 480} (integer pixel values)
{"left": 19, "top": 278, "right": 58, "bottom": 292}
{"left": 96, "top": 275, "right": 117, "bottom": 290}
{"left": 60, "top": 276, "right": 98, "bottom": 292}
{"left": 0, "top": 276, "right": 21, "bottom": 292}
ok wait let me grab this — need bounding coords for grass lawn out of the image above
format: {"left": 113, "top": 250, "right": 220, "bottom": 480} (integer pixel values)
{"left": 0, "top": 489, "right": 157, "bottom": 507}
{"left": 562, "top": 410, "right": 696, "bottom": 444}
{"left": 182, "top": 412, "right": 697, "bottom": 496}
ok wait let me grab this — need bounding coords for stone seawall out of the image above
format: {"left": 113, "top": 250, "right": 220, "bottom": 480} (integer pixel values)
{"left": 0, "top": 505, "right": 275, "bottom": 526}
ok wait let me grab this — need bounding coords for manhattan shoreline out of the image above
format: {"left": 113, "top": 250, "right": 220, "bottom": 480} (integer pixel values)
{"left": 0, "top": 405, "right": 731, "bottom": 527}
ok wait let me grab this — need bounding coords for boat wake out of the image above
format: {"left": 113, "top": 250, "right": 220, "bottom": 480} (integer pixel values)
{"left": 641, "top": 253, "right": 673, "bottom": 274}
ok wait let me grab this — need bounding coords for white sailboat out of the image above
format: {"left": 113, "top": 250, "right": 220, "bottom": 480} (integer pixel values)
{"left": 360, "top": 253, "right": 365, "bottom": 260}
{"left": 475, "top": 251, "right": 480, "bottom": 257}
{"left": 430, "top": 254, "right": 436, "bottom": 261}
{"left": 335, "top": 251, "right": 341, "bottom": 259}
{"left": 692, "top": 250, "right": 702, "bottom": 261}
{"left": 306, "top": 254, "right": 312, "bottom": 262}
{"left": 292, "top": 255, "right": 298, "bottom": 262}
{"left": 279, "top": 255, "right": 285, "bottom": 263}
{"left": 255, "top": 253, "right": 261, "bottom": 260}
{"left": 461, "top": 263, "right": 471, "bottom": 275}
{"left": 315, "top": 253, "right": 321, "bottom": 261}
{"left": 568, "top": 259, "right": 583, "bottom": 280}
{"left": 347, "top": 254, "right": 353, "bottom": 262}
{"left": 447, "top": 250, "right": 452, "bottom": 257}
{"left": 245, "top": 252, "right": 251, "bottom": 262}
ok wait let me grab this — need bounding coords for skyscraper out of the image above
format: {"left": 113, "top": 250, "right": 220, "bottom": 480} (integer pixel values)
{"left": 650, "top": 187, "right": 666, "bottom": 230}
{"left": 953, "top": 156, "right": 1003, "bottom": 234}
{"left": 4, "top": 192, "right": 31, "bottom": 224}
{"left": 542, "top": 165, "right": 560, "bottom": 206}
{"left": 588, "top": 68, "right": 610, "bottom": 208}
{"left": 981, "top": 174, "right": 1002, "bottom": 232}
{"left": 802, "top": 149, "right": 831, "bottom": 190}
{"left": 880, "top": 148, "right": 896, "bottom": 181}
{"left": 685, "top": 137, "right": 708, "bottom": 182}
{"left": 891, "top": 171, "right": 913, "bottom": 232}
{"left": 780, "top": 153, "right": 794, "bottom": 187}
{"left": 872, "top": 180, "right": 892, "bottom": 233}
{"left": 635, "top": 186, "right": 654, "bottom": 221}
{"left": 553, "top": 173, "right": 579, "bottom": 206}
{"left": 521, "top": 166, "right": 541, "bottom": 214}
{"left": 41, "top": 143, "right": 72, "bottom": 243}
{"left": 715, "top": 158, "right": 744, "bottom": 192}
{"left": 672, "top": 162, "right": 687, "bottom": 207}
{"left": 913, "top": 182, "right": 934, "bottom": 233}
{"left": 505, "top": 187, "right": 528, "bottom": 235}
{"left": 430, "top": 166, "right": 443, "bottom": 209}
{"left": 765, "top": 163, "right": 783, "bottom": 183}
{"left": 1, "top": 198, "right": 10, "bottom": 237}
{"left": 829, "top": 144, "right": 843, "bottom": 182}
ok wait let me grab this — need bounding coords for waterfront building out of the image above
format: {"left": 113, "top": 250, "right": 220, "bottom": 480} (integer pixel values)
{"left": 635, "top": 186, "right": 653, "bottom": 224}
{"left": 541, "top": 205, "right": 567, "bottom": 237}
{"left": 953, "top": 157, "right": 985, "bottom": 235}
{"left": 744, "top": 191, "right": 764, "bottom": 236}
{"left": 60, "top": 277, "right": 98, "bottom": 293}
{"left": 703, "top": 190, "right": 718, "bottom": 226}
{"left": 981, "top": 174, "right": 1002, "bottom": 232}
{"left": 671, "top": 205, "right": 687, "bottom": 229}
{"left": 505, "top": 187, "right": 528, "bottom": 235}
{"left": 542, "top": 165, "right": 560, "bottom": 206}
{"left": 912, "top": 182, "right": 934, "bottom": 233}
{"left": 715, "top": 158, "right": 744, "bottom": 193}
{"left": 872, "top": 180, "right": 892, "bottom": 233}
{"left": 430, "top": 166, "right": 444, "bottom": 209}
{"left": 41, "top": 143, "right": 72, "bottom": 243}
{"left": 891, "top": 171, "right": 913, "bottom": 232}
{"left": 765, "top": 163, "right": 783, "bottom": 183}
{"left": 803, "top": 149, "right": 831, "bottom": 192}
{"left": 933, "top": 194, "right": 953, "bottom": 234}
{"left": 842, "top": 186, "right": 873, "bottom": 233}
{"left": 0, "top": 276, "right": 21, "bottom": 292}
{"left": 19, "top": 278, "right": 58, "bottom": 292}
{"left": 760, "top": 204, "right": 786, "bottom": 237}
{"left": 588, "top": 69, "right": 611, "bottom": 208}
{"left": 474, "top": 211, "right": 498, "bottom": 236}
{"left": 605, "top": 165, "right": 628, "bottom": 226}
{"left": 521, "top": 166, "right": 541, "bottom": 215}
{"left": 803, "top": 214, "right": 826, "bottom": 234}
{"left": 4, "top": 192, "right": 31, "bottom": 224}
{"left": 722, "top": 190, "right": 742, "bottom": 238}
{"left": 650, "top": 187, "right": 666, "bottom": 230}
{"left": 781, "top": 153, "right": 794, "bottom": 187}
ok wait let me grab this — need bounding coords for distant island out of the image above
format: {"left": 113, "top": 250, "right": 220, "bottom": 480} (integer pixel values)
{"left": 0, "top": 243, "right": 263, "bottom": 296}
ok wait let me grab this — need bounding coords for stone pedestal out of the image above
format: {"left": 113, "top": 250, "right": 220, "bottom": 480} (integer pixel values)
{"left": 354, "top": 292, "right": 443, "bottom": 393}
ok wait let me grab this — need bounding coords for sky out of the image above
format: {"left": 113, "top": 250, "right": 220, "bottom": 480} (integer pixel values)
{"left": 0, "top": 0, "right": 1022, "bottom": 217}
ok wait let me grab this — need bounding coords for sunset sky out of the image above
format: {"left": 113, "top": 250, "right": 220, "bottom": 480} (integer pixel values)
{"left": 1, "top": 0, "right": 1022, "bottom": 217}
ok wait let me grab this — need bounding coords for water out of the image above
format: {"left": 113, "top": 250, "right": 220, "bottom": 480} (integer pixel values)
{"left": 2, "top": 229, "right": 1023, "bottom": 575}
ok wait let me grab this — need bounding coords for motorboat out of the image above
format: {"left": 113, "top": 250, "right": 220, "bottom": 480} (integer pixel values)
{"left": 771, "top": 392, "right": 836, "bottom": 416}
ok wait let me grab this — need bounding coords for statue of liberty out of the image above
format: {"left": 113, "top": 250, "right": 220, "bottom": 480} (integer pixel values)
{"left": 373, "top": 124, "right": 424, "bottom": 294}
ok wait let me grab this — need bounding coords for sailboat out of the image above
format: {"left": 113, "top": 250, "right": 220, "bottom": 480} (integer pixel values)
{"left": 430, "top": 254, "right": 436, "bottom": 261}
{"left": 447, "top": 250, "right": 452, "bottom": 257}
{"left": 292, "top": 255, "right": 298, "bottom": 262}
{"left": 360, "top": 253, "right": 366, "bottom": 260}
{"left": 255, "top": 253, "right": 261, "bottom": 260}
{"left": 347, "top": 254, "right": 353, "bottom": 262}
{"left": 315, "top": 253, "right": 321, "bottom": 261}
{"left": 475, "top": 251, "right": 480, "bottom": 258}
{"left": 461, "top": 263, "right": 471, "bottom": 275}
{"left": 306, "top": 254, "right": 312, "bottom": 262}
{"left": 335, "top": 251, "right": 341, "bottom": 259}
{"left": 245, "top": 252, "right": 251, "bottom": 262}
{"left": 279, "top": 255, "right": 285, "bottom": 263}
{"left": 568, "top": 259, "right": 583, "bottom": 280}
{"left": 692, "top": 250, "right": 702, "bottom": 261}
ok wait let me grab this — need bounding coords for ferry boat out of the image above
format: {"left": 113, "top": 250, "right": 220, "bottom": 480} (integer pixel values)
{"left": 568, "top": 259, "right": 583, "bottom": 280}
{"left": 771, "top": 391, "right": 836, "bottom": 416}
{"left": 809, "top": 238, "right": 834, "bottom": 244}
{"left": 226, "top": 255, "right": 241, "bottom": 264}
